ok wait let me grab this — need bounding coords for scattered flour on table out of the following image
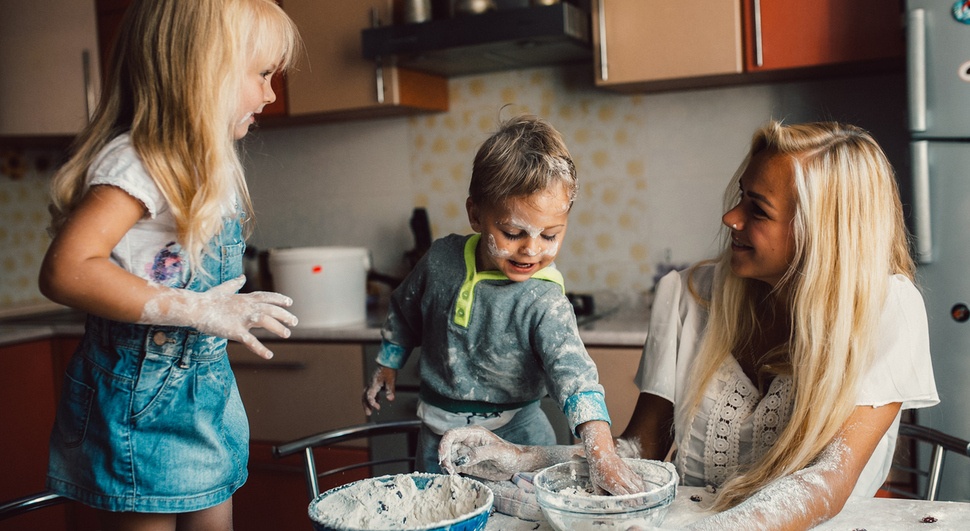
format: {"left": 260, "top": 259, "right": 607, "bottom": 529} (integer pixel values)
{"left": 311, "top": 474, "right": 485, "bottom": 529}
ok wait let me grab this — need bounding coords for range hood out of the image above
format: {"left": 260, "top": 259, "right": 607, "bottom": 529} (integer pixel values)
{"left": 361, "top": 2, "right": 591, "bottom": 77}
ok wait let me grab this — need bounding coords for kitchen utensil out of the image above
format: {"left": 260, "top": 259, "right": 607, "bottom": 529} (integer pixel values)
{"left": 267, "top": 247, "right": 369, "bottom": 328}
{"left": 308, "top": 473, "right": 493, "bottom": 531}
{"left": 534, "top": 458, "right": 677, "bottom": 530}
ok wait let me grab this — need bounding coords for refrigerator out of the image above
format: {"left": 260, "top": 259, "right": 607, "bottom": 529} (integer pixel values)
{"left": 906, "top": 0, "right": 970, "bottom": 502}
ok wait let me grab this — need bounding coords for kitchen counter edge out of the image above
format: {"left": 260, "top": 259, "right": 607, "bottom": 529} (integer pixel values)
{"left": 0, "top": 305, "right": 651, "bottom": 349}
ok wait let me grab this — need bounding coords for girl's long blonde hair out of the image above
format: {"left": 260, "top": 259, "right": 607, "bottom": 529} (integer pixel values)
{"left": 678, "top": 121, "right": 915, "bottom": 510}
{"left": 48, "top": 0, "right": 299, "bottom": 273}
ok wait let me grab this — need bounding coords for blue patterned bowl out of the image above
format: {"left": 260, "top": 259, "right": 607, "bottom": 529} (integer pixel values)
{"left": 309, "top": 473, "right": 493, "bottom": 531}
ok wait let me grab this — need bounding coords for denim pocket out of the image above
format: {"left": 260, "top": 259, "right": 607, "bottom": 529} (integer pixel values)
{"left": 220, "top": 242, "right": 244, "bottom": 283}
{"left": 131, "top": 352, "right": 179, "bottom": 421}
{"left": 55, "top": 373, "right": 94, "bottom": 448}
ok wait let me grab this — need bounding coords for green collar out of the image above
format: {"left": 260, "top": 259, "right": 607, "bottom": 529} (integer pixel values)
{"left": 453, "top": 234, "right": 565, "bottom": 327}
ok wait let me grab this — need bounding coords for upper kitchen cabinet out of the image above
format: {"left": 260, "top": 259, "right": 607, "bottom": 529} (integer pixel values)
{"left": 594, "top": 0, "right": 904, "bottom": 93}
{"left": 592, "top": 0, "right": 743, "bottom": 88}
{"left": 282, "top": 0, "right": 448, "bottom": 122}
{"left": 0, "top": 0, "right": 100, "bottom": 142}
{"left": 742, "top": 0, "right": 904, "bottom": 72}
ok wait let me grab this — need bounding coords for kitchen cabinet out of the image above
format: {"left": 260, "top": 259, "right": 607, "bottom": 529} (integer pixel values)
{"left": 280, "top": 0, "right": 448, "bottom": 122}
{"left": 593, "top": 0, "right": 904, "bottom": 93}
{"left": 0, "top": 336, "right": 97, "bottom": 531}
{"left": 741, "top": 0, "right": 904, "bottom": 73}
{"left": 0, "top": 0, "right": 100, "bottom": 141}
{"left": 588, "top": 347, "right": 641, "bottom": 436}
{"left": 227, "top": 341, "right": 370, "bottom": 530}
{"left": 592, "top": 0, "right": 743, "bottom": 88}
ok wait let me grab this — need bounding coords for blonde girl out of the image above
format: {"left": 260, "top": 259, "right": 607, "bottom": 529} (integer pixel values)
{"left": 40, "top": 0, "right": 300, "bottom": 528}
{"left": 439, "top": 121, "right": 938, "bottom": 529}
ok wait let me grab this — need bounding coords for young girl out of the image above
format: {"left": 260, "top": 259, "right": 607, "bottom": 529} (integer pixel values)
{"left": 363, "top": 115, "right": 642, "bottom": 495}
{"left": 39, "top": 0, "right": 300, "bottom": 528}
{"left": 439, "top": 121, "right": 939, "bottom": 529}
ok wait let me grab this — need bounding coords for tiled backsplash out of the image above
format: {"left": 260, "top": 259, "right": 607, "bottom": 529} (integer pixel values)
{"left": 1, "top": 65, "right": 908, "bottom": 310}
{"left": 0, "top": 150, "right": 56, "bottom": 309}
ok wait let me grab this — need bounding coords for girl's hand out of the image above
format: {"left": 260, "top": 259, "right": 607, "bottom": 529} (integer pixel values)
{"left": 140, "top": 275, "right": 298, "bottom": 359}
{"left": 363, "top": 365, "right": 397, "bottom": 415}
{"left": 439, "top": 426, "right": 536, "bottom": 480}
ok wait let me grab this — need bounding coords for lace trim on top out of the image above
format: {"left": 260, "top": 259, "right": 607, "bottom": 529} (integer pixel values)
{"left": 703, "top": 363, "right": 756, "bottom": 486}
{"left": 753, "top": 374, "right": 794, "bottom": 458}
{"left": 701, "top": 361, "right": 795, "bottom": 487}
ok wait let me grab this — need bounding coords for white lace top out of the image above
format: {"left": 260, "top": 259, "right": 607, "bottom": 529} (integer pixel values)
{"left": 636, "top": 263, "right": 939, "bottom": 497}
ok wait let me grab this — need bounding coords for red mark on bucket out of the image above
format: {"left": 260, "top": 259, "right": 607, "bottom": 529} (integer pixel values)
{"left": 312, "top": 265, "right": 323, "bottom": 274}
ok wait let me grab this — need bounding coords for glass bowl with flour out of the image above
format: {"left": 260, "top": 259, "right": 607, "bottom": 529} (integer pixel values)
{"left": 533, "top": 458, "right": 678, "bottom": 530}
{"left": 309, "top": 473, "right": 493, "bottom": 531}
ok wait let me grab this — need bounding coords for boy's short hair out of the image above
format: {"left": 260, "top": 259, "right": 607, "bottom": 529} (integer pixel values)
{"left": 469, "top": 115, "right": 577, "bottom": 209}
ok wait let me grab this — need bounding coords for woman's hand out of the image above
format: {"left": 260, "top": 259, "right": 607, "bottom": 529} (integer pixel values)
{"left": 439, "top": 426, "right": 540, "bottom": 480}
{"left": 363, "top": 365, "right": 397, "bottom": 415}
{"left": 140, "top": 275, "right": 298, "bottom": 359}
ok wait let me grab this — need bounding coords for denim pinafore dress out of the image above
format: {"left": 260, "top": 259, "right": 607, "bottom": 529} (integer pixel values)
{"left": 47, "top": 217, "right": 249, "bottom": 513}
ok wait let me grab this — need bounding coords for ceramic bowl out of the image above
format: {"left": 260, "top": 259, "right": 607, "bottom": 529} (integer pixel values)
{"left": 533, "top": 458, "right": 678, "bottom": 530}
{"left": 308, "top": 472, "right": 493, "bottom": 531}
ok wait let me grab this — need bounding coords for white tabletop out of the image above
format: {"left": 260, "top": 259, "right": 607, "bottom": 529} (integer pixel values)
{"left": 485, "top": 486, "right": 970, "bottom": 530}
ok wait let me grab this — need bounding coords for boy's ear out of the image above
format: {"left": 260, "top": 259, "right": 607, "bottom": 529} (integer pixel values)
{"left": 466, "top": 197, "right": 482, "bottom": 232}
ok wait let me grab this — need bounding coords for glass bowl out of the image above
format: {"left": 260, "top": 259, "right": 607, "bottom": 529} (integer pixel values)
{"left": 309, "top": 473, "right": 493, "bottom": 531}
{"left": 533, "top": 458, "right": 678, "bottom": 530}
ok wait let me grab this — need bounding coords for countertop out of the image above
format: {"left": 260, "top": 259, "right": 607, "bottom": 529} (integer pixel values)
{"left": 0, "top": 291, "right": 651, "bottom": 349}
{"left": 486, "top": 486, "right": 970, "bottom": 530}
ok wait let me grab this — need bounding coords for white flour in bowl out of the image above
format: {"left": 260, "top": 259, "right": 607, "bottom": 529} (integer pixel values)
{"left": 311, "top": 473, "right": 488, "bottom": 529}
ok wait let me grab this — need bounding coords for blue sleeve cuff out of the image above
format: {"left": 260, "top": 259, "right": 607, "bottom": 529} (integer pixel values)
{"left": 563, "top": 391, "right": 611, "bottom": 437}
{"left": 376, "top": 340, "right": 411, "bottom": 370}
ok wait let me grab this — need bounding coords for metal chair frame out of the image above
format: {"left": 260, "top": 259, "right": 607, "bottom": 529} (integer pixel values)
{"left": 884, "top": 421, "right": 970, "bottom": 501}
{"left": 0, "top": 490, "right": 66, "bottom": 521}
{"left": 273, "top": 419, "right": 422, "bottom": 501}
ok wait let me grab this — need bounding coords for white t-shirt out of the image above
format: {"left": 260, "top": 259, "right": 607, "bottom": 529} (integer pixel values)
{"left": 636, "top": 263, "right": 939, "bottom": 497}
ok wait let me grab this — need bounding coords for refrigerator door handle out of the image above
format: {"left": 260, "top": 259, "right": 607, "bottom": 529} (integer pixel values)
{"left": 911, "top": 141, "right": 933, "bottom": 264}
{"left": 908, "top": 8, "right": 927, "bottom": 132}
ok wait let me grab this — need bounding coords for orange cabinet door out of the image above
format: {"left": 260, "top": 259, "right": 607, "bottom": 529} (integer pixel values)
{"left": 742, "top": 0, "right": 904, "bottom": 72}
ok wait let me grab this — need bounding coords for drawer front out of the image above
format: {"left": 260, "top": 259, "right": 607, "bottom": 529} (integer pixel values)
{"left": 229, "top": 342, "right": 366, "bottom": 443}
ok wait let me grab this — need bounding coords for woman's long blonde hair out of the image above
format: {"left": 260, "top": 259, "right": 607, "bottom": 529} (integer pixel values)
{"left": 678, "top": 121, "right": 915, "bottom": 510}
{"left": 48, "top": 0, "right": 299, "bottom": 273}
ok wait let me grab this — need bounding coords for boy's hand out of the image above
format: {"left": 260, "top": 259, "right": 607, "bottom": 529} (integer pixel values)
{"left": 363, "top": 365, "right": 397, "bottom": 415}
{"left": 579, "top": 420, "right": 646, "bottom": 495}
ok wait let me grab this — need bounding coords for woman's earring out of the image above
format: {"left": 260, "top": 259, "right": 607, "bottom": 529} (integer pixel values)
{"left": 732, "top": 223, "right": 738, "bottom": 230}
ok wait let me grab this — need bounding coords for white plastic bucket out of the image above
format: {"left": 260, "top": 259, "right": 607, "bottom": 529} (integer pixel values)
{"left": 268, "top": 247, "right": 370, "bottom": 328}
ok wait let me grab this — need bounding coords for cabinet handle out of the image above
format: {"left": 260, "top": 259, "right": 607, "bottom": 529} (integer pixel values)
{"left": 372, "top": 7, "right": 385, "bottom": 105}
{"left": 82, "top": 49, "right": 96, "bottom": 120}
{"left": 596, "top": 0, "right": 608, "bottom": 81}
{"left": 907, "top": 8, "right": 927, "bottom": 133}
{"left": 910, "top": 141, "right": 933, "bottom": 264}
{"left": 752, "top": 0, "right": 763, "bottom": 67}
